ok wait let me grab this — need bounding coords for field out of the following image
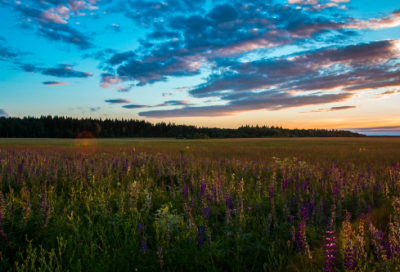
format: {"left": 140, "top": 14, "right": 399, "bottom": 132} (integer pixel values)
{"left": 1, "top": 137, "right": 400, "bottom": 271}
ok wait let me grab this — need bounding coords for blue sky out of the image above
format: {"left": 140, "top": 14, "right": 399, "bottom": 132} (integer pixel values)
{"left": 1, "top": 0, "right": 400, "bottom": 135}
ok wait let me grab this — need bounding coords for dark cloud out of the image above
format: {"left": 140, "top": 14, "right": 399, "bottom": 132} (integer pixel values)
{"left": 189, "top": 40, "right": 400, "bottom": 97}
{"left": 122, "top": 100, "right": 192, "bottom": 109}
{"left": 82, "top": 48, "right": 118, "bottom": 60}
{"left": 0, "top": 45, "right": 19, "bottom": 60}
{"left": 90, "top": 107, "right": 101, "bottom": 112}
{"left": 21, "top": 64, "right": 93, "bottom": 78}
{"left": 43, "top": 81, "right": 69, "bottom": 85}
{"left": 101, "top": 2, "right": 400, "bottom": 88}
{"left": 0, "top": 43, "right": 31, "bottom": 62}
{"left": 37, "top": 24, "right": 94, "bottom": 50}
{"left": 108, "top": 51, "right": 135, "bottom": 65}
{"left": 301, "top": 105, "right": 359, "bottom": 113}
{"left": 105, "top": 98, "right": 131, "bottom": 104}
{"left": 330, "top": 106, "right": 358, "bottom": 111}
{"left": 122, "top": 104, "right": 148, "bottom": 109}
{"left": 138, "top": 92, "right": 353, "bottom": 117}
{"left": 0, "top": 109, "right": 9, "bottom": 118}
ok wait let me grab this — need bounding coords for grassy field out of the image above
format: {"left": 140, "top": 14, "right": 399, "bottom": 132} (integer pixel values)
{"left": 0, "top": 138, "right": 400, "bottom": 271}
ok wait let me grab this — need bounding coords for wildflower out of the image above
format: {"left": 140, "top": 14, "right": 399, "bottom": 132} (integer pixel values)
{"left": 141, "top": 239, "right": 148, "bottom": 254}
{"left": 197, "top": 226, "right": 205, "bottom": 249}
{"left": 138, "top": 223, "right": 145, "bottom": 235}
{"left": 203, "top": 207, "right": 210, "bottom": 219}
{"left": 269, "top": 186, "right": 274, "bottom": 198}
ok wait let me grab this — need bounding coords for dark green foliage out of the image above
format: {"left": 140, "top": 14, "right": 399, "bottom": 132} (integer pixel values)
{"left": 0, "top": 116, "right": 364, "bottom": 138}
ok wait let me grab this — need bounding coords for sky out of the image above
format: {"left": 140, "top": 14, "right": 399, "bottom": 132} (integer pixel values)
{"left": 1, "top": 0, "right": 400, "bottom": 135}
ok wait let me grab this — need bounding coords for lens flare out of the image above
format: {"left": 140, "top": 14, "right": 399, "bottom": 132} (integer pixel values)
{"left": 74, "top": 131, "right": 97, "bottom": 155}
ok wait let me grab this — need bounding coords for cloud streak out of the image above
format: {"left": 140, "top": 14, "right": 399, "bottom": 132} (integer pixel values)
{"left": 21, "top": 64, "right": 93, "bottom": 78}
{"left": 123, "top": 100, "right": 192, "bottom": 109}
{"left": 43, "top": 81, "right": 70, "bottom": 85}
{"left": 301, "top": 105, "right": 359, "bottom": 113}
{"left": 105, "top": 99, "right": 131, "bottom": 104}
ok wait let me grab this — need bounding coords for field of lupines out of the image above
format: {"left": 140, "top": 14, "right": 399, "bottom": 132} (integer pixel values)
{"left": 1, "top": 138, "right": 400, "bottom": 271}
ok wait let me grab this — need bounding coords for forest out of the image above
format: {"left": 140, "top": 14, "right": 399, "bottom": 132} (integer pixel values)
{"left": 0, "top": 116, "right": 365, "bottom": 138}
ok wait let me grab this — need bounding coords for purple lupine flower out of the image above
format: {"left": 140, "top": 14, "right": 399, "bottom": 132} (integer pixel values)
{"left": 141, "top": 239, "right": 148, "bottom": 253}
{"left": 18, "top": 161, "right": 24, "bottom": 176}
{"left": 282, "top": 178, "right": 287, "bottom": 194}
{"left": 197, "top": 226, "right": 205, "bottom": 249}
{"left": 324, "top": 230, "right": 336, "bottom": 272}
{"left": 269, "top": 186, "right": 274, "bottom": 198}
{"left": 200, "top": 181, "right": 206, "bottom": 196}
{"left": 301, "top": 206, "right": 308, "bottom": 222}
{"left": 203, "top": 207, "right": 210, "bottom": 219}
{"left": 290, "top": 216, "right": 295, "bottom": 222}
{"left": 344, "top": 246, "right": 357, "bottom": 270}
{"left": 183, "top": 184, "right": 189, "bottom": 202}
{"left": 225, "top": 193, "right": 234, "bottom": 210}
{"left": 309, "top": 201, "right": 315, "bottom": 219}
{"left": 138, "top": 223, "right": 145, "bottom": 235}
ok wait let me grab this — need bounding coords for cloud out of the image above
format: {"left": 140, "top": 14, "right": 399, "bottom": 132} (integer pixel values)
{"left": 42, "top": 81, "right": 70, "bottom": 85}
{"left": 287, "top": 0, "right": 348, "bottom": 10}
{"left": 163, "top": 93, "right": 173, "bottom": 97}
{"left": 12, "top": 5, "right": 94, "bottom": 49}
{"left": 122, "top": 100, "right": 192, "bottom": 109}
{"left": 89, "top": 107, "right": 101, "bottom": 112}
{"left": 138, "top": 92, "right": 354, "bottom": 117}
{"left": 105, "top": 98, "right": 131, "bottom": 104}
{"left": 37, "top": 24, "right": 94, "bottom": 50}
{"left": 345, "top": 9, "right": 400, "bottom": 30}
{"left": 301, "top": 105, "right": 359, "bottom": 113}
{"left": 189, "top": 40, "right": 400, "bottom": 98}
{"left": 0, "top": 45, "right": 19, "bottom": 60}
{"left": 122, "top": 104, "right": 148, "bottom": 109}
{"left": 100, "top": 73, "right": 126, "bottom": 88}
{"left": 374, "top": 90, "right": 400, "bottom": 99}
{"left": 21, "top": 64, "right": 93, "bottom": 78}
{"left": 349, "top": 126, "right": 400, "bottom": 136}
{"left": 0, "top": 43, "right": 31, "bottom": 62}
{"left": 100, "top": 0, "right": 400, "bottom": 89}
{"left": 0, "top": 109, "right": 9, "bottom": 118}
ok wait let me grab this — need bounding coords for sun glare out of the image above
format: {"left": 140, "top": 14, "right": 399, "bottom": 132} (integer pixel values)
{"left": 395, "top": 40, "right": 400, "bottom": 50}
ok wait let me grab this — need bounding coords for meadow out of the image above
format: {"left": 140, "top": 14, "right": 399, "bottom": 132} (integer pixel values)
{"left": 0, "top": 137, "right": 400, "bottom": 271}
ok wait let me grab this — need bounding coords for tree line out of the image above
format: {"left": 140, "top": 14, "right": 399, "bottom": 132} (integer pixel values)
{"left": 0, "top": 116, "right": 365, "bottom": 138}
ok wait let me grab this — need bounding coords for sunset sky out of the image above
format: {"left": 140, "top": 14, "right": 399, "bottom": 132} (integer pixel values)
{"left": 1, "top": 0, "right": 400, "bottom": 135}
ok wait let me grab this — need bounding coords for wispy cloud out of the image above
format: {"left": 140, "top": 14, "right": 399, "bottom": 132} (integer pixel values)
{"left": 21, "top": 64, "right": 93, "bottom": 78}
{"left": 43, "top": 81, "right": 69, "bottom": 85}
{"left": 301, "top": 105, "right": 359, "bottom": 113}
{"left": 105, "top": 99, "right": 131, "bottom": 104}
{"left": 123, "top": 100, "right": 192, "bottom": 109}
